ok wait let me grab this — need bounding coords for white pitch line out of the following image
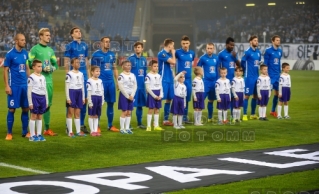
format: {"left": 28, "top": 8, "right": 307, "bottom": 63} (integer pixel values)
{"left": 0, "top": 162, "right": 50, "bottom": 174}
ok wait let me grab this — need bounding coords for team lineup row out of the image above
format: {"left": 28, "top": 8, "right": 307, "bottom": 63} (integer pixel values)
{"left": 3, "top": 27, "right": 291, "bottom": 141}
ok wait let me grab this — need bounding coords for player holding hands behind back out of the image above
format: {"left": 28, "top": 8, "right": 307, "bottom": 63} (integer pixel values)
{"left": 118, "top": 61, "right": 137, "bottom": 134}
{"left": 87, "top": 66, "right": 104, "bottom": 136}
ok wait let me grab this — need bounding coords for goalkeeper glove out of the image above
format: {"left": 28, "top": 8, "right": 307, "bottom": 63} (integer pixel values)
{"left": 43, "top": 65, "right": 51, "bottom": 72}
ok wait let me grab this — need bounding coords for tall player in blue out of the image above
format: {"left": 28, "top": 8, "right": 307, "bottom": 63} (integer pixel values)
{"left": 64, "top": 27, "right": 90, "bottom": 133}
{"left": 241, "top": 35, "right": 262, "bottom": 121}
{"left": 218, "top": 37, "right": 240, "bottom": 118}
{"left": 128, "top": 41, "right": 147, "bottom": 129}
{"left": 175, "top": 35, "right": 195, "bottom": 123}
{"left": 264, "top": 35, "right": 282, "bottom": 117}
{"left": 4, "top": 34, "right": 30, "bottom": 140}
{"left": 158, "top": 38, "right": 176, "bottom": 126}
{"left": 197, "top": 43, "right": 219, "bottom": 122}
{"left": 91, "top": 36, "right": 119, "bottom": 132}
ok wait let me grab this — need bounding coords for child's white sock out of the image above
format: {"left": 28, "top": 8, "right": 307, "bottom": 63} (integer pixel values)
{"left": 178, "top": 115, "right": 183, "bottom": 126}
{"left": 173, "top": 115, "right": 177, "bottom": 127}
{"left": 198, "top": 111, "right": 202, "bottom": 124}
{"left": 29, "top": 120, "right": 35, "bottom": 136}
{"left": 36, "top": 120, "right": 42, "bottom": 135}
{"left": 154, "top": 114, "right": 159, "bottom": 127}
{"left": 223, "top": 110, "right": 227, "bottom": 121}
{"left": 218, "top": 110, "right": 222, "bottom": 121}
{"left": 74, "top": 119, "right": 80, "bottom": 134}
{"left": 277, "top": 105, "right": 282, "bottom": 117}
{"left": 93, "top": 118, "right": 98, "bottom": 132}
{"left": 233, "top": 109, "right": 237, "bottom": 120}
{"left": 147, "top": 114, "right": 152, "bottom": 127}
{"left": 263, "top": 107, "right": 267, "bottom": 118}
{"left": 88, "top": 118, "right": 94, "bottom": 132}
{"left": 66, "top": 118, "right": 73, "bottom": 134}
{"left": 194, "top": 111, "right": 198, "bottom": 124}
{"left": 284, "top": 105, "right": 288, "bottom": 116}
{"left": 125, "top": 116, "right": 131, "bottom": 130}
{"left": 120, "top": 117, "right": 125, "bottom": 130}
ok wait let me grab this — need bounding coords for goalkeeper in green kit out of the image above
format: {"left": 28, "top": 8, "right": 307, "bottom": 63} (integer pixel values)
{"left": 27, "top": 28, "right": 58, "bottom": 136}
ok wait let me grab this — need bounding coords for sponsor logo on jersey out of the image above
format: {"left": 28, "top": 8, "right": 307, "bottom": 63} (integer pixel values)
{"left": 184, "top": 61, "right": 191, "bottom": 68}
{"left": 105, "top": 63, "right": 111, "bottom": 70}
{"left": 19, "top": 64, "right": 25, "bottom": 72}
{"left": 254, "top": 60, "right": 259, "bottom": 66}
{"left": 210, "top": 66, "right": 215, "bottom": 73}
{"left": 138, "top": 69, "right": 144, "bottom": 76}
{"left": 229, "top": 62, "right": 235, "bottom": 68}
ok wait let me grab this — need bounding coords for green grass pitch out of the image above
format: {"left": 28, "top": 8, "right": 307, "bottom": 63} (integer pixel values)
{"left": 0, "top": 68, "right": 318, "bottom": 193}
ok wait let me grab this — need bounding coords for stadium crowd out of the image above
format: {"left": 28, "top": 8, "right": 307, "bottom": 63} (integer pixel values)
{"left": 197, "top": 5, "right": 319, "bottom": 43}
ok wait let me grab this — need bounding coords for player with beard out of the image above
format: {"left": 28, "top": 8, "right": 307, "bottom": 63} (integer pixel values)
{"left": 128, "top": 41, "right": 147, "bottom": 129}
{"left": 263, "top": 35, "right": 282, "bottom": 117}
{"left": 241, "top": 35, "right": 262, "bottom": 121}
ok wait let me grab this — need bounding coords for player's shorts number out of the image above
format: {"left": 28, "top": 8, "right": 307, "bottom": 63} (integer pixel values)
{"left": 10, "top": 100, "right": 14, "bottom": 106}
{"left": 245, "top": 88, "right": 249, "bottom": 94}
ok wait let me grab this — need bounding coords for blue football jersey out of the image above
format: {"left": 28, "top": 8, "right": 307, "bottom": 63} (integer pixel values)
{"left": 128, "top": 54, "right": 147, "bottom": 88}
{"left": 175, "top": 48, "right": 195, "bottom": 80}
{"left": 64, "top": 40, "right": 89, "bottom": 78}
{"left": 241, "top": 47, "right": 261, "bottom": 78}
{"left": 197, "top": 53, "right": 219, "bottom": 82}
{"left": 218, "top": 49, "right": 238, "bottom": 80}
{"left": 158, "top": 49, "right": 173, "bottom": 83}
{"left": 264, "top": 46, "right": 282, "bottom": 80}
{"left": 4, "top": 47, "right": 29, "bottom": 86}
{"left": 91, "top": 49, "right": 116, "bottom": 82}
